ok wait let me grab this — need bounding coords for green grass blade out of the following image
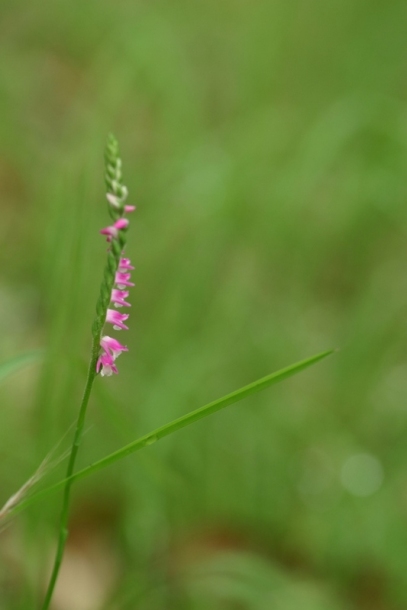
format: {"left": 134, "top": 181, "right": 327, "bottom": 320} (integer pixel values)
{"left": 15, "top": 349, "right": 333, "bottom": 514}
{"left": 0, "top": 350, "right": 44, "bottom": 384}
{"left": 19, "top": 349, "right": 332, "bottom": 509}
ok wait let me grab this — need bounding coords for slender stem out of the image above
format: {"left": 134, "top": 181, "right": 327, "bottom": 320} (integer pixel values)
{"left": 40, "top": 134, "right": 128, "bottom": 608}
{"left": 40, "top": 338, "right": 100, "bottom": 610}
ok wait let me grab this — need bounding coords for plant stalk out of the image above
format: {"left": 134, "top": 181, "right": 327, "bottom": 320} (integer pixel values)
{"left": 40, "top": 338, "right": 100, "bottom": 610}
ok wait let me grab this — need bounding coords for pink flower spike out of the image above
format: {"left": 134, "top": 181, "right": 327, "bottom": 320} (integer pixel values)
{"left": 119, "top": 258, "right": 135, "bottom": 271}
{"left": 111, "top": 289, "right": 131, "bottom": 307}
{"left": 97, "top": 351, "right": 118, "bottom": 376}
{"left": 125, "top": 205, "right": 136, "bottom": 213}
{"left": 106, "top": 308, "right": 129, "bottom": 330}
{"left": 115, "top": 271, "right": 135, "bottom": 289}
{"left": 100, "top": 336, "right": 128, "bottom": 360}
{"left": 100, "top": 218, "right": 129, "bottom": 242}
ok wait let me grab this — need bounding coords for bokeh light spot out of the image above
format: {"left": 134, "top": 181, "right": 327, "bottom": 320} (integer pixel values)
{"left": 341, "top": 453, "right": 384, "bottom": 497}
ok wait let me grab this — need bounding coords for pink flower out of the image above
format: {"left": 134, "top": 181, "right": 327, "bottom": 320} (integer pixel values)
{"left": 124, "top": 205, "right": 136, "bottom": 213}
{"left": 115, "top": 271, "right": 135, "bottom": 289}
{"left": 119, "top": 258, "right": 135, "bottom": 272}
{"left": 100, "top": 218, "right": 129, "bottom": 241}
{"left": 97, "top": 351, "right": 118, "bottom": 376}
{"left": 100, "top": 336, "right": 128, "bottom": 360}
{"left": 111, "top": 289, "right": 131, "bottom": 307}
{"left": 106, "top": 309, "right": 129, "bottom": 330}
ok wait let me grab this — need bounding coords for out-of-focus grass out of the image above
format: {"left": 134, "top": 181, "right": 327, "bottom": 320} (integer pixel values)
{"left": 0, "top": 0, "right": 407, "bottom": 608}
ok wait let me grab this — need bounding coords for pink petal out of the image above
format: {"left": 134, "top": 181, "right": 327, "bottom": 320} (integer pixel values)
{"left": 115, "top": 272, "right": 135, "bottom": 288}
{"left": 100, "top": 226, "right": 117, "bottom": 241}
{"left": 100, "top": 336, "right": 128, "bottom": 360}
{"left": 111, "top": 289, "right": 131, "bottom": 307}
{"left": 97, "top": 351, "right": 119, "bottom": 376}
{"left": 106, "top": 308, "right": 129, "bottom": 330}
{"left": 115, "top": 218, "right": 129, "bottom": 230}
{"left": 119, "top": 258, "right": 135, "bottom": 272}
{"left": 100, "top": 219, "right": 129, "bottom": 242}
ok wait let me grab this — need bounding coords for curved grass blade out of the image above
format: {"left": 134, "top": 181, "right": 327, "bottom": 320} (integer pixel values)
{"left": 0, "top": 350, "right": 44, "bottom": 384}
{"left": 14, "top": 349, "right": 333, "bottom": 514}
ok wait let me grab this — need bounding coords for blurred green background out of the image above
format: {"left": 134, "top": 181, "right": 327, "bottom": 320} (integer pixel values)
{"left": 1, "top": 0, "right": 407, "bottom": 608}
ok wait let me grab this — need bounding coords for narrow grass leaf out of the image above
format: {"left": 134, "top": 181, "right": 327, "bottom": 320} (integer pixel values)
{"left": 14, "top": 349, "right": 333, "bottom": 515}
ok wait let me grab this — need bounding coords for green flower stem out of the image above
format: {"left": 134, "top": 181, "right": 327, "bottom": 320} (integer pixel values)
{"left": 40, "top": 338, "right": 100, "bottom": 610}
{"left": 40, "top": 134, "right": 129, "bottom": 609}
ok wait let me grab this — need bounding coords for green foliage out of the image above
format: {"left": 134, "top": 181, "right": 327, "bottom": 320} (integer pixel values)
{"left": 0, "top": 0, "right": 406, "bottom": 608}
{"left": 0, "top": 351, "right": 43, "bottom": 384}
